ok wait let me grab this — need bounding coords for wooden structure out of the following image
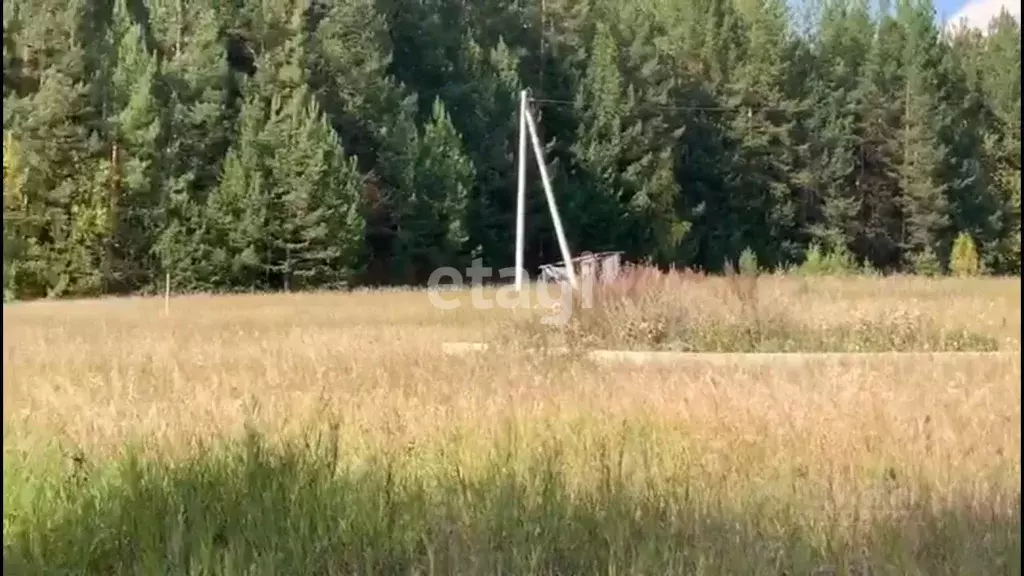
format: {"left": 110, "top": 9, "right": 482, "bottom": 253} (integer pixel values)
{"left": 539, "top": 251, "right": 623, "bottom": 286}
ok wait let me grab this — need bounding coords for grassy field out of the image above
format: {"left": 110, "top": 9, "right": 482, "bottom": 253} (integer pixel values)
{"left": 3, "top": 273, "right": 1021, "bottom": 574}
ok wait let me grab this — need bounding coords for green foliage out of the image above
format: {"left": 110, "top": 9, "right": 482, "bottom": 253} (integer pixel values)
{"left": 802, "top": 243, "right": 827, "bottom": 274}
{"left": 5, "top": 428, "right": 1018, "bottom": 574}
{"left": 391, "top": 98, "right": 476, "bottom": 283}
{"left": 860, "top": 259, "right": 882, "bottom": 277}
{"left": 950, "top": 231, "right": 981, "bottom": 277}
{"left": 738, "top": 247, "right": 759, "bottom": 276}
{"left": 912, "top": 246, "right": 943, "bottom": 277}
{"left": 798, "top": 241, "right": 858, "bottom": 276}
{"left": 1, "top": 0, "right": 1021, "bottom": 300}
{"left": 896, "top": 0, "right": 951, "bottom": 260}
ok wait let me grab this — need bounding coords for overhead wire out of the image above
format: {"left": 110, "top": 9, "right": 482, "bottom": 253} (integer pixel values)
{"left": 527, "top": 96, "right": 810, "bottom": 114}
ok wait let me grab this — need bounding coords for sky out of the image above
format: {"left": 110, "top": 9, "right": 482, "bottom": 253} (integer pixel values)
{"left": 939, "top": 0, "right": 1021, "bottom": 30}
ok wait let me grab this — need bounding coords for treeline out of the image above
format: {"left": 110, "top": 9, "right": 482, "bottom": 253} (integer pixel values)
{"left": 2, "top": 0, "right": 1020, "bottom": 299}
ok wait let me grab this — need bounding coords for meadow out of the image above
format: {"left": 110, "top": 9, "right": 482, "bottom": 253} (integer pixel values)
{"left": 3, "top": 271, "right": 1021, "bottom": 575}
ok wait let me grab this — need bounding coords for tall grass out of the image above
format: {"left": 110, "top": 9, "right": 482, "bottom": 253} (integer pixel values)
{"left": 509, "top": 265, "right": 1003, "bottom": 352}
{"left": 3, "top": 277, "right": 1020, "bottom": 574}
{"left": 5, "top": 426, "right": 1020, "bottom": 576}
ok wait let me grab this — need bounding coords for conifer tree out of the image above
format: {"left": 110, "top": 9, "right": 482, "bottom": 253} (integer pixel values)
{"left": 2, "top": 0, "right": 1022, "bottom": 300}
{"left": 803, "top": 0, "right": 873, "bottom": 255}
{"left": 895, "top": 0, "right": 950, "bottom": 265}
{"left": 103, "top": 0, "right": 163, "bottom": 291}
{"left": 392, "top": 98, "right": 475, "bottom": 282}
{"left": 723, "top": 0, "right": 803, "bottom": 267}
{"left": 152, "top": 0, "right": 234, "bottom": 291}
{"left": 851, "top": 12, "right": 906, "bottom": 269}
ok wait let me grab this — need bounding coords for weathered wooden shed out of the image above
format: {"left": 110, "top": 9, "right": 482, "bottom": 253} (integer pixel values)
{"left": 539, "top": 251, "right": 623, "bottom": 286}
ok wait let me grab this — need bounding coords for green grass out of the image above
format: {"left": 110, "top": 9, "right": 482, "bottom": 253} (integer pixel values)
{"left": 4, "top": 427, "right": 1019, "bottom": 576}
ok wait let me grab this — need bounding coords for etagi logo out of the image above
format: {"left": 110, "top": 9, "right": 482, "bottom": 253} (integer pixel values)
{"left": 426, "top": 258, "right": 594, "bottom": 326}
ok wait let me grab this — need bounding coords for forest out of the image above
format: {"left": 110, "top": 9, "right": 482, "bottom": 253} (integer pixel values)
{"left": 2, "top": 0, "right": 1020, "bottom": 299}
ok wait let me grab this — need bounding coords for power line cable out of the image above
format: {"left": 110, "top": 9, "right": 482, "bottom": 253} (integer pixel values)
{"left": 528, "top": 96, "right": 810, "bottom": 113}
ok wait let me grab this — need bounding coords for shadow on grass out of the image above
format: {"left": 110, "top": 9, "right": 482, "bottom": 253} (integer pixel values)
{"left": 4, "top": 429, "right": 1020, "bottom": 576}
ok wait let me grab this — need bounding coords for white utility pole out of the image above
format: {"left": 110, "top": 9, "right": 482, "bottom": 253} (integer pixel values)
{"left": 523, "top": 104, "right": 577, "bottom": 291}
{"left": 164, "top": 271, "right": 171, "bottom": 317}
{"left": 515, "top": 90, "right": 528, "bottom": 291}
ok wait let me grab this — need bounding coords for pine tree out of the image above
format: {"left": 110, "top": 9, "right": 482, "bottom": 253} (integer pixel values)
{"left": 104, "top": 0, "right": 163, "bottom": 291}
{"left": 849, "top": 12, "right": 904, "bottom": 269}
{"left": 614, "top": 5, "right": 691, "bottom": 264}
{"left": 307, "top": 0, "right": 419, "bottom": 282}
{"left": 3, "top": 130, "right": 34, "bottom": 299}
{"left": 204, "top": 92, "right": 269, "bottom": 289}
{"left": 264, "top": 86, "right": 366, "bottom": 290}
{"left": 571, "top": 22, "right": 630, "bottom": 253}
{"left": 392, "top": 98, "right": 475, "bottom": 283}
{"left": 723, "top": 0, "right": 803, "bottom": 268}
{"left": 569, "top": 14, "right": 689, "bottom": 265}
{"left": 152, "top": 0, "right": 234, "bottom": 291}
{"left": 895, "top": 0, "right": 950, "bottom": 265}
{"left": 938, "top": 27, "right": 1002, "bottom": 275}
{"left": 977, "top": 10, "right": 1021, "bottom": 274}
{"left": 3, "top": 0, "right": 109, "bottom": 297}
{"left": 4, "top": 0, "right": 1023, "bottom": 299}
{"left": 804, "top": 0, "right": 873, "bottom": 256}
{"left": 458, "top": 37, "right": 526, "bottom": 268}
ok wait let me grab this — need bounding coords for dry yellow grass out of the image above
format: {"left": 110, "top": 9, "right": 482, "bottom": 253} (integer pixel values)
{"left": 4, "top": 275, "right": 1018, "bottom": 449}
{"left": 2, "top": 275, "right": 1021, "bottom": 573}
